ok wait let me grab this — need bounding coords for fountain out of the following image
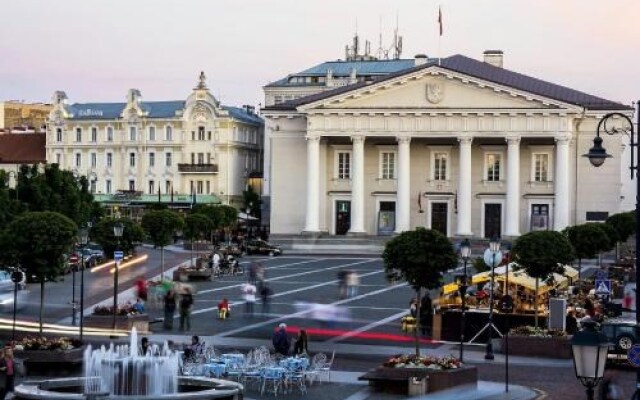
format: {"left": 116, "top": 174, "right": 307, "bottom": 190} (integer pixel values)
{"left": 14, "top": 328, "right": 243, "bottom": 399}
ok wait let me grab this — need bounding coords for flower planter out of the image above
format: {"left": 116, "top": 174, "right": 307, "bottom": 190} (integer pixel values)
{"left": 84, "top": 313, "right": 149, "bottom": 333}
{"left": 495, "top": 335, "right": 571, "bottom": 359}
{"left": 359, "top": 365, "right": 477, "bottom": 395}
{"left": 15, "top": 347, "right": 85, "bottom": 377}
{"left": 172, "top": 269, "right": 212, "bottom": 282}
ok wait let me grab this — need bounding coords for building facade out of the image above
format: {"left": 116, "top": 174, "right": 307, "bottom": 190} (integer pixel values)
{"left": 263, "top": 51, "right": 632, "bottom": 238}
{"left": 0, "top": 101, "right": 51, "bottom": 133}
{"left": 46, "top": 73, "right": 263, "bottom": 208}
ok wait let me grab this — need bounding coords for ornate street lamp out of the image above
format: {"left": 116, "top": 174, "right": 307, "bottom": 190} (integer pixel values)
{"left": 112, "top": 221, "right": 124, "bottom": 332}
{"left": 458, "top": 239, "right": 471, "bottom": 362}
{"left": 78, "top": 226, "right": 89, "bottom": 341}
{"left": 485, "top": 236, "right": 501, "bottom": 360}
{"left": 11, "top": 270, "right": 24, "bottom": 343}
{"left": 571, "top": 322, "right": 610, "bottom": 400}
{"left": 582, "top": 106, "right": 639, "bottom": 397}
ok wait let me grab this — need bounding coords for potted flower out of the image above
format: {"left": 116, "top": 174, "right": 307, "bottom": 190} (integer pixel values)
{"left": 499, "top": 325, "right": 571, "bottom": 358}
{"left": 84, "top": 303, "right": 149, "bottom": 332}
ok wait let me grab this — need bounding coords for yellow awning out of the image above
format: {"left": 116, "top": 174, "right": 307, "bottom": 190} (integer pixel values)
{"left": 443, "top": 282, "right": 459, "bottom": 295}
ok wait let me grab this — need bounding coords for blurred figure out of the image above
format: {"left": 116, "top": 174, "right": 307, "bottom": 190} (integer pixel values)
{"left": 565, "top": 310, "right": 578, "bottom": 335}
{"left": 623, "top": 291, "right": 633, "bottom": 311}
{"left": 242, "top": 281, "right": 257, "bottom": 316}
{"left": 419, "top": 294, "right": 433, "bottom": 337}
{"left": 346, "top": 270, "right": 360, "bottom": 297}
{"left": 272, "top": 323, "right": 291, "bottom": 356}
{"left": 600, "top": 370, "right": 623, "bottom": 399}
{"left": 409, "top": 298, "right": 418, "bottom": 318}
{"left": 135, "top": 276, "right": 148, "bottom": 302}
{"left": 337, "top": 270, "right": 347, "bottom": 299}
{"left": 293, "top": 329, "right": 309, "bottom": 356}
{"left": 179, "top": 287, "right": 194, "bottom": 331}
{"left": 132, "top": 297, "right": 145, "bottom": 313}
{"left": 249, "top": 262, "right": 258, "bottom": 284}
{"left": 0, "top": 347, "right": 15, "bottom": 399}
{"left": 163, "top": 289, "right": 176, "bottom": 330}
{"left": 260, "top": 284, "right": 273, "bottom": 315}
{"left": 218, "top": 298, "right": 231, "bottom": 319}
{"left": 140, "top": 337, "right": 150, "bottom": 355}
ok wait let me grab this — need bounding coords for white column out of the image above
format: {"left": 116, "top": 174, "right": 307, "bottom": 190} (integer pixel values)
{"left": 395, "top": 136, "right": 411, "bottom": 233}
{"left": 554, "top": 135, "right": 571, "bottom": 231}
{"left": 456, "top": 137, "right": 473, "bottom": 236}
{"left": 349, "top": 135, "right": 366, "bottom": 234}
{"left": 505, "top": 136, "right": 521, "bottom": 237}
{"left": 303, "top": 136, "right": 321, "bottom": 233}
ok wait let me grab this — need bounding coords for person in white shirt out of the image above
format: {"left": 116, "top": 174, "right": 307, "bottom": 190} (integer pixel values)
{"left": 241, "top": 282, "right": 257, "bottom": 316}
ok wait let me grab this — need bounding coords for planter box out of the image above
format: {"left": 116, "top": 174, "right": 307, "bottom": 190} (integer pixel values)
{"left": 359, "top": 365, "right": 477, "bottom": 395}
{"left": 15, "top": 347, "right": 85, "bottom": 377}
{"left": 494, "top": 335, "right": 571, "bottom": 359}
{"left": 172, "top": 269, "right": 212, "bottom": 282}
{"left": 84, "top": 314, "right": 149, "bottom": 333}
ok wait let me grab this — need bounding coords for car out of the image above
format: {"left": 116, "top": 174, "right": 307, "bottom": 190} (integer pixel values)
{"left": 217, "top": 243, "right": 244, "bottom": 258}
{"left": 245, "top": 239, "right": 282, "bottom": 256}
{"left": 86, "top": 243, "right": 105, "bottom": 261}
{"left": 600, "top": 318, "right": 639, "bottom": 364}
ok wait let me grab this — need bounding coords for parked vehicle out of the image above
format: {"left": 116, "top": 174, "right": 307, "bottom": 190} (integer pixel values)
{"left": 0, "top": 276, "right": 28, "bottom": 312}
{"left": 600, "top": 318, "right": 639, "bottom": 364}
{"left": 86, "top": 243, "right": 105, "bottom": 261}
{"left": 245, "top": 239, "right": 282, "bottom": 256}
{"left": 217, "top": 244, "right": 244, "bottom": 258}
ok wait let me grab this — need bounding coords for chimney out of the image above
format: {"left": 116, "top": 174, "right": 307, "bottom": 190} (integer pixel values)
{"left": 483, "top": 50, "right": 504, "bottom": 68}
{"left": 414, "top": 54, "right": 429, "bottom": 66}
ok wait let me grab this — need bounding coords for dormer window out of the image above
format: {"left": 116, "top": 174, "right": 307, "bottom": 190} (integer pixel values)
{"left": 129, "top": 126, "right": 137, "bottom": 141}
{"left": 198, "top": 126, "right": 205, "bottom": 141}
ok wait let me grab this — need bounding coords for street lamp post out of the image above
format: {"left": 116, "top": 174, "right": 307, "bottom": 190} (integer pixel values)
{"left": 571, "top": 321, "right": 610, "bottom": 400}
{"left": 112, "top": 222, "right": 124, "bottom": 332}
{"left": 11, "top": 270, "right": 23, "bottom": 343}
{"left": 582, "top": 105, "right": 639, "bottom": 397}
{"left": 485, "top": 236, "right": 501, "bottom": 361}
{"left": 78, "top": 226, "right": 89, "bottom": 341}
{"left": 458, "top": 239, "right": 471, "bottom": 362}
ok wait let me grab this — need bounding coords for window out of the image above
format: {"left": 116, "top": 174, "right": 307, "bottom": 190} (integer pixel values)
{"left": 106, "top": 179, "right": 112, "bottom": 194}
{"left": 149, "top": 152, "right": 155, "bottom": 167}
{"left": 198, "top": 153, "right": 204, "bottom": 164}
{"left": 191, "top": 131, "right": 195, "bottom": 141}
{"left": 91, "top": 127, "right": 97, "bottom": 142}
{"left": 380, "top": 152, "right": 396, "bottom": 179}
{"left": 206, "top": 181, "right": 210, "bottom": 194}
{"left": 129, "top": 152, "right": 136, "bottom": 167}
{"left": 207, "top": 153, "right": 212, "bottom": 163}
{"left": 128, "top": 180, "right": 135, "bottom": 191}
{"left": 56, "top": 128, "right": 62, "bottom": 142}
{"left": 196, "top": 180, "right": 203, "bottom": 194}
{"left": 90, "top": 152, "right": 97, "bottom": 168}
{"left": 148, "top": 126, "right": 155, "bottom": 141}
{"left": 75, "top": 153, "right": 81, "bottom": 167}
{"left": 106, "top": 152, "right": 113, "bottom": 167}
{"left": 129, "top": 126, "right": 137, "bottom": 141}
{"left": 165, "top": 180, "right": 171, "bottom": 194}
{"left": 165, "top": 126, "right": 172, "bottom": 141}
{"left": 274, "top": 95, "right": 283, "bottom": 105}
{"left": 90, "top": 180, "right": 96, "bottom": 194}
{"left": 55, "top": 153, "right": 61, "bottom": 165}
{"left": 198, "top": 127, "right": 205, "bottom": 141}
{"left": 433, "top": 152, "right": 448, "bottom": 181}
{"left": 106, "top": 126, "right": 113, "bottom": 142}
{"left": 533, "top": 153, "right": 550, "bottom": 182}
{"left": 148, "top": 180, "right": 155, "bottom": 195}
{"left": 207, "top": 131, "right": 212, "bottom": 141}
{"left": 165, "top": 152, "right": 172, "bottom": 167}
{"left": 486, "top": 153, "right": 502, "bottom": 182}
{"left": 75, "top": 128, "right": 82, "bottom": 142}
{"left": 191, "top": 153, "right": 195, "bottom": 164}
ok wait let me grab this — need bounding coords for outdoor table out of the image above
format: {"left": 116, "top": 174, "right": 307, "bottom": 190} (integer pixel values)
{"left": 280, "top": 357, "right": 309, "bottom": 371}
{"left": 221, "top": 353, "right": 245, "bottom": 364}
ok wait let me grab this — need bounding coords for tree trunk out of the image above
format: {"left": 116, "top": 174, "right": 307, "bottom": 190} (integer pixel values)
{"left": 534, "top": 278, "right": 539, "bottom": 329}
{"left": 415, "top": 288, "right": 421, "bottom": 357}
{"left": 190, "top": 238, "right": 194, "bottom": 267}
{"left": 39, "top": 279, "right": 45, "bottom": 333}
{"left": 578, "top": 258, "right": 582, "bottom": 281}
{"left": 160, "top": 246, "right": 165, "bottom": 279}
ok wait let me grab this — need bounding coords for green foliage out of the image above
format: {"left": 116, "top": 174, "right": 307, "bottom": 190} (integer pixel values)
{"left": 564, "top": 223, "right": 611, "bottom": 260}
{"left": 184, "top": 214, "right": 213, "bottom": 241}
{"left": 606, "top": 211, "right": 635, "bottom": 244}
{"left": 192, "top": 205, "right": 238, "bottom": 229}
{"left": 382, "top": 228, "right": 457, "bottom": 291}
{"left": 473, "top": 256, "right": 490, "bottom": 273}
{"left": 3, "top": 212, "right": 77, "bottom": 280}
{"left": 146, "top": 203, "right": 168, "bottom": 211}
{"left": 242, "top": 185, "right": 261, "bottom": 220}
{"left": 92, "top": 217, "right": 144, "bottom": 256}
{"left": 141, "top": 210, "right": 183, "bottom": 249}
{"left": 512, "top": 231, "right": 575, "bottom": 280}
{"left": 217, "top": 205, "right": 238, "bottom": 228}
{"left": 596, "top": 222, "right": 617, "bottom": 252}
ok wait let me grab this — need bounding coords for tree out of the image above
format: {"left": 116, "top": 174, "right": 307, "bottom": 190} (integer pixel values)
{"left": 382, "top": 228, "right": 457, "bottom": 356}
{"left": 564, "top": 223, "right": 610, "bottom": 280}
{"left": 184, "top": 214, "right": 213, "bottom": 266}
{"left": 511, "top": 231, "right": 575, "bottom": 327}
{"left": 217, "top": 205, "right": 238, "bottom": 230}
{"left": 3, "top": 212, "right": 77, "bottom": 332}
{"left": 141, "top": 210, "right": 183, "bottom": 279}
{"left": 242, "top": 185, "right": 261, "bottom": 220}
{"left": 92, "top": 217, "right": 145, "bottom": 257}
{"left": 606, "top": 211, "right": 635, "bottom": 259}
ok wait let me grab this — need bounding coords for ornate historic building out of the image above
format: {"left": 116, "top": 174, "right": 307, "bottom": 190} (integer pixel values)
{"left": 46, "top": 73, "right": 263, "bottom": 209}
{"left": 0, "top": 101, "right": 51, "bottom": 133}
{"left": 263, "top": 50, "right": 632, "bottom": 237}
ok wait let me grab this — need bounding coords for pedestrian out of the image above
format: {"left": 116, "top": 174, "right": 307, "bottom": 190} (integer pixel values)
{"left": 600, "top": 371, "right": 624, "bottom": 399}
{"left": 623, "top": 291, "right": 633, "bottom": 311}
{"left": 179, "top": 287, "right": 194, "bottom": 331}
{"left": 241, "top": 281, "right": 257, "bottom": 316}
{"left": 419, "top": 294, "right": 433, "bottom": 337}
{"left": 260, "top": 284, "right": 273, "bottom": 315}
{"left": 565, "top": 310, "right": 578, "bottom": 335}
{"left": 249, "top": 262, "right": 258, "bottom": 285}
{"left": 272, "top": 323, "right": 291, "bottom": 356}
{"left": 140, "top": 337, "right": 150, "bottom": 356}
{"left": 132, "top": 298, "right": 145, "bottom": 314}
{"left": 135, "top": 276, "right": 148, "bottom": 302}
{"left": 337, "top": 270, "right": 347, "bottom": 299}
{"left": 409, "top": 298, "right": 418, "bottom": 318}
{"left": 163, "top": 289, "right": 176, "bottom": 330}
{"left": 0, "top": 347, "right": 15, "bottom": 399}
{"left": 293, "top": 329, "right": 309, "bottom": 356}
{"left": 218, "top": 298, "right": 231, "bottom": 319}
{"left": 346, "top": 270, "right": 360, "bottom": 297}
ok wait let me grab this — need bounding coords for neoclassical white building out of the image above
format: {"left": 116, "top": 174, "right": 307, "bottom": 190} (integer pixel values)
{"left": 263, "top": 51, "right": 632, "bottom": 238}
{"left": 46, "top": 73, "right": 263, "bottom": 209}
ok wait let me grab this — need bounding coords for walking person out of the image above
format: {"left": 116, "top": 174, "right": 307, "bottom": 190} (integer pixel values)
{"left": 242, "top": 281, "right": 257, "bottom": 316}
{"left": 419, "top": 294, "right": 433, "bottom": 337}
{"left": 272, "top": 323, "right": 291, "bottom": 356}
{"left": 260, "top": 284, "right": 273, "bottom": 315}
{"left": 179, "top": 287, "right": 194, "bottom": 331}
{"left": 337, "top": 270, "right": 347, "bottom": 299}
{"left": 293, "top": 329, "right": 309, "bottom": 356}
{"left": 163, "top": 289, "right": 177, "bottom": 330}
{"left": 346, "top": 270, "right": 360, "bottom": 298}
{"left": 0, "top": 347, "right": 15, "bottom": 399}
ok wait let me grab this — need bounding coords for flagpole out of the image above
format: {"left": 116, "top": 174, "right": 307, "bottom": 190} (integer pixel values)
{"left": 438, "top": 4, "right": 443, "bottom": 66}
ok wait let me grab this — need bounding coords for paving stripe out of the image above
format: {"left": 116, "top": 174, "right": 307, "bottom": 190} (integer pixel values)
{"left": 343, "top": 387, "right": 371, "bottom": 400}
{"left": 327, "top": 309, "right": 409, "bottom": 343}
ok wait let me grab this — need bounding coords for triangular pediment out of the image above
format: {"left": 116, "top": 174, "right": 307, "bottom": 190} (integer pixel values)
{"left": 299, "top": 67, "right": 580, "bottom": 112}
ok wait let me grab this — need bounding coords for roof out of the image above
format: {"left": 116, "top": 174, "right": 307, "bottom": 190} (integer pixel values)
{"left": 93, "top": 193, "right": 221, "bottom": 205}
{"left": 265, "top": 54, "right": 630, "bottom": 112}
{"left": 67, "top": 101, "right": 263, "bottom": 125}
{"left": 0, "top": 133, "right": 46, "bottom": 164}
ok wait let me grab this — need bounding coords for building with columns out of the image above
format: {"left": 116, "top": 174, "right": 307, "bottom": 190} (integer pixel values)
{"left": 262, "top": 51, "right": 632, "bottom": 238}
{"left": 45, "top": 73, "right": 263, "bottom": 210}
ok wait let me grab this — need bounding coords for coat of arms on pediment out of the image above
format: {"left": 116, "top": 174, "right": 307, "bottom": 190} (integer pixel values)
{"left": 426, "top": 81, "right": 444, "bottom": 104}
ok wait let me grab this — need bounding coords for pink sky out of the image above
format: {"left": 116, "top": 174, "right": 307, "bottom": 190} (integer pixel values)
{"left": 1, "top": 0, "right": 638, "bottom": 108}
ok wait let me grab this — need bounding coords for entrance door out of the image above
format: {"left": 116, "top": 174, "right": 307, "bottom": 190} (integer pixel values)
{"left": 530, "top": 204, "right": 550, "bottom": 231}
{"left": 335, "top": 200, "right": 351, "bottom": 235}
{"left": 430, "top": 202, "right": 448, "bottom": 236}
{"left": 484, "top": 203, "right": 502, "bottom": 238}
{"left": 377, "top": 201, "right": 396, "bottom": 235}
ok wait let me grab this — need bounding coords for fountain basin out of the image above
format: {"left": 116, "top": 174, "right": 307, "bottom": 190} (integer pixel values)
{"left": 14, "top": 376, "right": 243, "bottom": 399}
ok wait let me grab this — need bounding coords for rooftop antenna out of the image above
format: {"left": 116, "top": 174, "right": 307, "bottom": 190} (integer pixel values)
{"left": 377, "top": 16, "right": 385, "bottom": 59}
{"left": 392, "top": 11, "right": 403, "bottom": 59}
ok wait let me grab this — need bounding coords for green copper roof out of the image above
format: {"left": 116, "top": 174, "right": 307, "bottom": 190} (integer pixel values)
{"left": 93, "top": 193, "right": 221, "bottom": 205}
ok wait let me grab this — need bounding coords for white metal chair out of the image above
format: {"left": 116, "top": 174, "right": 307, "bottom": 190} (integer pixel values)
{"left": 317, "top": 350, "right": 335, "bottom": 383}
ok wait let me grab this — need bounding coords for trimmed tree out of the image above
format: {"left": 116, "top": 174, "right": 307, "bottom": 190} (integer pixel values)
{"left": 564, "top": 223, "right": 610, "bottom": 280}
{"left": 184, "top": 214, "right": 213, "bottom": 266}
{"left": 141, "top": 210, "right": 184, "bottom": 279}
{"left": 382, "top": 228, "right": 457, "bottom": 356}
{"left": 3, "top": 212, "right": 77, "bottom": 332}
{"left": 92, "top": 217, "right": 145, "bottom": 257}
{"left": 511, "top": 231, "right": 575, "bottom": 328}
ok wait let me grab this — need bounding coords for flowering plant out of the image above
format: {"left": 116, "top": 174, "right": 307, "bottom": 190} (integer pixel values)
{"left": 383, "top": 354, "right": 462, "bottom": 370}
{"left": 93, "top": 304, "right": 141, "bottom": 316}
{"left": 510, "top": 326, "right": 566, "bottom": 338}
{"left": 14, "top": 336, "right": 82, "bottom": 351}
